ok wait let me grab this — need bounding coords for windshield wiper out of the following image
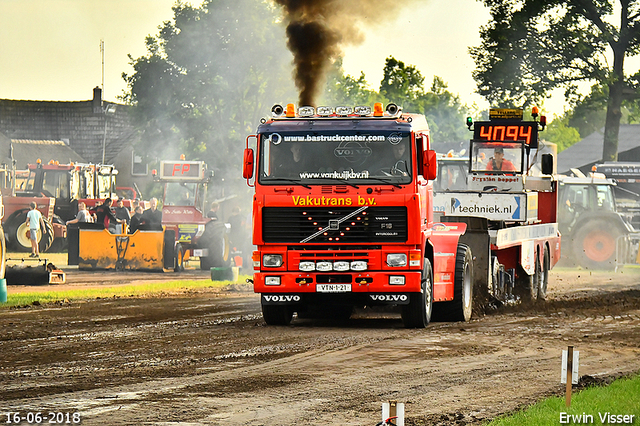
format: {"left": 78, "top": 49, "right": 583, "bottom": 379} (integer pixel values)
{"left": 316, "top": 178, "right": 359, "bottom": 188}
{"left": 262, "top": 177, "right": 311, "bottom": 189}
{"left": 365, "top": 177, "right": 403, "bottom": 188}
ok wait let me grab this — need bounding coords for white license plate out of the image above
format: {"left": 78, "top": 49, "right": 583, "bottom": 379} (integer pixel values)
{"left": 316, "top": 284, "right": 352, "bottom": 293}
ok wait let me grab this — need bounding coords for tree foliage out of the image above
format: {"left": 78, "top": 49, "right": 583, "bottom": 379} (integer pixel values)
{"left": 122, "top": 0, "right": 295, "bottom": 188}
{"left": 471, "top": 0, "right": 640, "bottom": 161}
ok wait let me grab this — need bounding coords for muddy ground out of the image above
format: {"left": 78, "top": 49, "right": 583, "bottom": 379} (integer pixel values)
{"left": 1, "top": 268, "right": 639, "bottom": 426}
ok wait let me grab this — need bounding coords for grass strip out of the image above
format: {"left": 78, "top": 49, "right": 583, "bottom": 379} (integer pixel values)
{"left": 3, "top": 276, "right": 252, "bottom": 308}
{"left": 486, "top": 374, "right": 640, "bottom": 425}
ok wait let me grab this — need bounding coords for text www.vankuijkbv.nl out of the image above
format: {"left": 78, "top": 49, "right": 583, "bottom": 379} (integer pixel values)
{"left": 299, "top": 170, "right": 370, "bottom": 179}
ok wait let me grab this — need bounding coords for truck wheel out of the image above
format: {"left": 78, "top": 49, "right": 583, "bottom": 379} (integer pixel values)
{"left": 516, "top": 260, "right": 538, "bottom": 303}
{"left": 432, "top": 244, "right": 473, "bottom": 322}
{"left": 261, "top": 301, "right": 293, "bottom": 326}
{"left": 199, "top": 222, "right": 230, "bottom": 270}
{"left": 573, "top": 220, "right": 620, "bottom": 270}
{"left": 537, "top": 247, "right": 550, "bottom": 300}
{"left": 401, "top": 258, "right": 433, "bottom": 328}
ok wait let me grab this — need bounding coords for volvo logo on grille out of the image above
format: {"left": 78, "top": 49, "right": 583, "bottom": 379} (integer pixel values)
{"left": 263, "top": 295, "right": 301, "bottom": 303}
{"left": 370, "top": 294, "right": 408, "bottom": 302}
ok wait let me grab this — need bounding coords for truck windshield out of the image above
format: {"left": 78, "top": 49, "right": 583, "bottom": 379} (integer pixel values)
{"left": 258, "top": 131, "right": 412, "bottom": 185}
{"left": 471, "top": 141, "right": 523, "bottom": 173}
{"left": 164, "top": 182, "right": 198, "bottom": 207}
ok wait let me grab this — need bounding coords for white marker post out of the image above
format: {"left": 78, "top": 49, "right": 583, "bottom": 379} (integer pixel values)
{"left": 561, "top": 346, "right": 580, "bottom": 407}
{"left": 382, "top": 401, "right": 404, "bottom": 426}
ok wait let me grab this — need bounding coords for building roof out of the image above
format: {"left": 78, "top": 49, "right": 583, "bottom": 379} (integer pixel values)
{"left": 557, "top": 124, "right": 640, "bottom": 174}
{"left": 0, "top": 88, "right": 137, "bottom": 165}
{"left": 0, "top": 134, "right": 85, "bottom": 169}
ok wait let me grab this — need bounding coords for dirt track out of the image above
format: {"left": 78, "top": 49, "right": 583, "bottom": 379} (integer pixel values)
{"left": 1, "top": 268, "right": 639, "bottom": 425}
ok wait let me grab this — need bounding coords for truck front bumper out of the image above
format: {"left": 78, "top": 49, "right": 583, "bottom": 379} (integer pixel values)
{"left": 253, "top": 270, "right": 422, "bottom": 294}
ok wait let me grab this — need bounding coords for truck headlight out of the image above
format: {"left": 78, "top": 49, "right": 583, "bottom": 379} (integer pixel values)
{"left": 263, "top": 254, "right": 283, "bottom": 267}
{"left": 386, "top": 253, "right": 407, "bottom": 267}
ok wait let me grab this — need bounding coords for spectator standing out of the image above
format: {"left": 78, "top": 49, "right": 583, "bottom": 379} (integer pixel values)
{"left": 25, "top": 201, "right": 44, "bottom": 258}
{"left": 206, "top": 202, "right": 219, "bottom": 220}
{"left": 128, "top": 206, "right": 144, "bottom": 233}
{"left": 66, "top": 202, "right": 94, "bottom": 225}
{"left": 95, "top": 198, "right": 123, "bottom": 232}
{"left": 114, "top": 199, "right": 131, "bottom": 233}
{"left": 141, "top": 197, "right": 163, "bottom": 230}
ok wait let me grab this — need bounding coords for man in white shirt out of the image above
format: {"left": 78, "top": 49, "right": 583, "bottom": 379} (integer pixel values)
{"left": 25, "top": 202, "right": 43, "bottom": 258}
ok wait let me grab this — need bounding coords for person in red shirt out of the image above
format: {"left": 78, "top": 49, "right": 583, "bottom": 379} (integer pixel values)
{"left": 487, "top": 147, "right": 516, "bottom": 171}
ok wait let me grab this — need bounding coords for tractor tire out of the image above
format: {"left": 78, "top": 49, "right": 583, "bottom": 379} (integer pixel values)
{"left": 432, "top": 244, "right": 473, "bottom": 322}
{"left": 199, "top": 221, "right": 230, "bottom": 270}
{"left": 401, "top": 258, "right": 434, "bottom": 328}
{"left": 45, "top": 215, "right": 67, "bottom": 252}
{"left": 39, "top": 219, "right": 55, "bottom": 253}
{"left": 174, "top": 243, "right": 185, "bottom": 272}
{"left": 261, "top": 301, "right": 294, "bottom": 326}
{"left": 573, "top": 220, "right": 621, "bottom": 270}
{"left": 4, "top": 210, "right": 54, "bottom": 253}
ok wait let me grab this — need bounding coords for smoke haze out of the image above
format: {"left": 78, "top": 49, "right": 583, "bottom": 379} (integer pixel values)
{"left": 275, "top": 0, "right": 420, "bottom": 107}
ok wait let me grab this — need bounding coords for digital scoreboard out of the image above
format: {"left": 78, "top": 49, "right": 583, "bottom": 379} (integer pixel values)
{"left": 473, "top": 122, "right": 539, "bottom": 148}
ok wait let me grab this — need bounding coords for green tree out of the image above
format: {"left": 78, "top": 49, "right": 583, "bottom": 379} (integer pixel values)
{"left": 122, "top": 0, "right": 295, "bottom": 185}
{"left": 378, "top": 57, "right": 471, "bottom": 144}
{"left": 471, "top": 0, "right": 640, "bottom": 162}
{"left": 543, "top": 114, "right": 582, "bottom": 152}
{"left": 321, "top": 59, "right": 381, "bottom": 106}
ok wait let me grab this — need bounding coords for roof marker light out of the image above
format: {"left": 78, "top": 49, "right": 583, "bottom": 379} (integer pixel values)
{"left": 355, "top": 106, "right": 372, "bottom": 116}
{"left": 373, "top": 103, "right": 383, "bottom": 117}
{"left": 317, "top": 106, "right": 333, "bottom": 116}
{"left": 298, "top": 106, "right": 315, "bottom": 117}
{"left": 336, "top": 106, "right": 352, "bottom": 116}
{"left": 286, "top": 103, "right": 296, "bottom": 118}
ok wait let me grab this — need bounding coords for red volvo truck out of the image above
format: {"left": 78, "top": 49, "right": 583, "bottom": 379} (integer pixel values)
{"left": 243, "top": 103, "right": 474, "bottom": 327}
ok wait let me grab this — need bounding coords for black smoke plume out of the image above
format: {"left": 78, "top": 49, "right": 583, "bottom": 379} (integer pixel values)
{"left": 275, "top": 0, "right": 418, "bottom": 107}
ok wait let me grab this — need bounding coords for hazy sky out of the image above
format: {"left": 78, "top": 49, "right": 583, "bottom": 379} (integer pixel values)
{"left": 3, "top": 0, "right": 627, "bottom": 117}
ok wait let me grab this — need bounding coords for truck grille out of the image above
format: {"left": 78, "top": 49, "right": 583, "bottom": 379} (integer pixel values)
{"left": 262, "top": 207, "right": 407, "bottom": 243}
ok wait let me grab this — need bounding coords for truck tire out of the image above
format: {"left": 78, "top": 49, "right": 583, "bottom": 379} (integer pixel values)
{"left": 261, "top": 301, "right": 293, "bottom": 325}
{"left": 401, "top": 258, "right": 433, "bottom": 328}
{"left": 199, "top": 222, "right": 230, "bottom": 270}
{"left": 432, "top": 244, "right": 473, "bottom": 322}
{"left": 573, "top": 220, "right": 620, "bottom": 270}
{"left": 537, "top": 246, "right": 550, "bottom": 300}
{"left": 516, "top": 260, "right": 538, "bottom": 303}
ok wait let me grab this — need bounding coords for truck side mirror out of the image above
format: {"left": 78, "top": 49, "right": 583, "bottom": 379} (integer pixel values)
{"left": 243, "top": 148, "right": 254, "bottom": 180}
{"left": 541, "top": 153, "right": 554, "bottom": 175}
{"left": 422, "top": 150, "right": 437, "bottom": 181}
